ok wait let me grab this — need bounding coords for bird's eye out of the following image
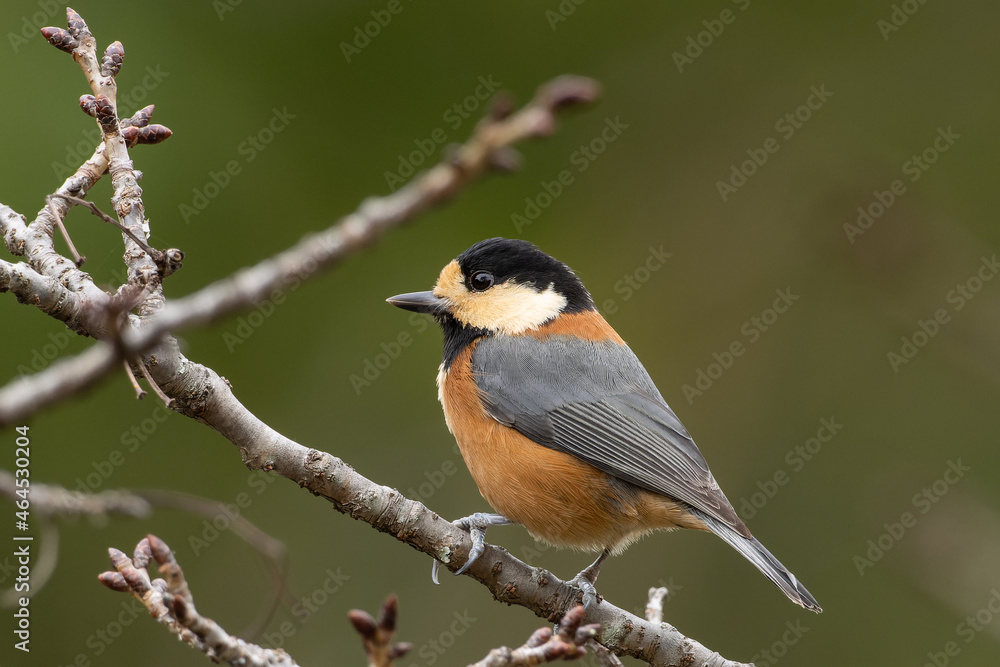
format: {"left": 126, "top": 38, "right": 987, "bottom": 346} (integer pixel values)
{"left": 469, "top": 271, "right": 494, "bottom": 292}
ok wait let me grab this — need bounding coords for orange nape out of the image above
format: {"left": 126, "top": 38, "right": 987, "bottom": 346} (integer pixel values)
{"left": 524, "top": 310, "right": 626, "bottom": 345}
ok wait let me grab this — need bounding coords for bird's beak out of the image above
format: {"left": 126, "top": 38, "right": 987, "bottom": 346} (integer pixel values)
{"left": 386, "top": 291, "right": 447, "bottom": 315}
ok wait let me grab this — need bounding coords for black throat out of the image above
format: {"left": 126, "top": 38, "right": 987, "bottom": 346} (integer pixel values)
{"left": 439, "top": 314, "right": 487, "bottom": 370}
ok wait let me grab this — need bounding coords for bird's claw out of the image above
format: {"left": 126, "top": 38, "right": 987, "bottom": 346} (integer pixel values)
{"left": 567, "top": 549, "right": 610, "bottom": 610}
{"left": 430, "top": 512, "right": 511, "bottom": 584}
{"left": 568, "top": 575, "right": 599, "bottom": 609}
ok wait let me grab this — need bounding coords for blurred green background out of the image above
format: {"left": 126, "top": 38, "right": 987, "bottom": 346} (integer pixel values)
{"left": 2, "top": 1, "right": 999, "bottom": 665}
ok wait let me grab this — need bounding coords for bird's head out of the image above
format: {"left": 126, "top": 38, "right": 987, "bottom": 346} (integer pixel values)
{"left": 387, "top": 237, "right": 594, "bottom": 336}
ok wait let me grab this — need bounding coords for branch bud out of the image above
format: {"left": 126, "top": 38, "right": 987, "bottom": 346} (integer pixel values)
{"left": 347, "top": 610, "right": 377, "bottom": 638}
{"left": 97, "top": 571, "right": 129, "bottom": 592}
{"left": 388, "top": 642, "right": 413, "bottom": 659}
{"left": 101, "top": 41, "right": 125, "bottom": 78}
{"left": 147, "top": 534, "right": 173, "bottom": 565}
{"left": 107, "top": 547, "right": 129, "bottom": 569}
{"left": 128, "top": 104, "right": 155, "bottom": 128}
{"left": 94, "top": 95, "right": 119, "bottom": 136}
{"left": 376, "top": 593, "right": 398, "bottom": 632}
{"left": 133, "top": 537, "right": 152, "bottom": 569}
{"left": 123, "top": 124, "right": 173, "bottom": 147}
{"left": 539, "top": 75, "right": 601, "bottom": 111}
{"left": 79, "top": 95, "right": 98, "bottom": 117}
{"left": 65, "top": 7, "right": 90, "bottom": 40}
{"left": 40, "top": 27, "right": 78, "bottom": 53}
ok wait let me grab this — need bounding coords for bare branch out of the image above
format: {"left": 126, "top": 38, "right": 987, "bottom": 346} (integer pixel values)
{"left": 0, "top": 74, "right": 599, "bottom": 426}
{"left": 646, "top": 587, "right": 669, "bottom": 624}
{"left": 122, "top": 359, "right": 147, "bottom": 399}
{"left": 46, "top": 194, "right": 185, "bottom": 278}
{"left": 469, "top": 605, "right": 597, "bottom": 667}
{"left": 587, "top": 641, "right": 626, "bottom": 667}
{"left": 0, "top": 469, "right": 151, "bottom": 519}
{"left": 0, "top": 471, "right": 289, "bottom": 641}
{"left": 0, "top": 257, "right": 84, "bottom": 322}
{"left": 98, "top": 534, "right": 297, "bottom": 666}
{"left": 4, "top": 11, "right": 757, "bottom": 666}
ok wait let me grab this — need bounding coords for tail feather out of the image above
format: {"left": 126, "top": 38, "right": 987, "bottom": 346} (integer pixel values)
{"left": 690, "top": 509, "right": 822, "bottom": 613}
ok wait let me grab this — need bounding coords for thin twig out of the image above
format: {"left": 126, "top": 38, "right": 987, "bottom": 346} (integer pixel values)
{"left": 134, "top": 488, "right": 291, "bottom": 640}
{"left": 0, "top": 469, "right": 152, "bottom": 519}
{"left": 47, "top": 193, "right": 184, "bottom": 278}
{"left": 136, "top": 360, "right": 173, "bottom": 408}
{"left": 2, "top": 10, "right": 758, "bottom": 666}
{"left": 47, "top": 193, "right": 151, "bottom": 258}
{"left": 46, "top": 197, "right": 85, "bottom": 266}
{"left": 0, "top": 74, "right": 599, "bottom": 425}
{"left": 99, "top": 534, "right": 298, "bottom": 666}
{"left": 469, "top": 605, "right": 597, "bottom": 667}
{"left": 122, "top": 360, "right": 147, "bottom": 399}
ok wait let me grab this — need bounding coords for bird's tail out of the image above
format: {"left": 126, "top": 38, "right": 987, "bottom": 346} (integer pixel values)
{"left": 690, "top": 509, "right": 822, "bottom": 613}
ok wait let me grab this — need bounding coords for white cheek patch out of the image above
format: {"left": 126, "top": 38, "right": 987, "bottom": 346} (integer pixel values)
{"left": 456, "top": 283, "right": 568, "bottom": 335}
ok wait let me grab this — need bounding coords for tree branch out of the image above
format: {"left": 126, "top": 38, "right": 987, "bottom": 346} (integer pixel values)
{"left": 0, "top": 10, "right": 755, "bottom": 666}
{"left": 98, "top": 535, "right": 297, "bottom": 666}
{"left": 0, "top": 71, "right": 600, "bottom": 426}
{"left": 469, "top": 605, "right": 597, "bottom": 667}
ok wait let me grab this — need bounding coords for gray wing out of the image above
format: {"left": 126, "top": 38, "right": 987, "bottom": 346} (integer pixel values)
{"left": 472, "top": 335, "right": 748, "bottom": 536}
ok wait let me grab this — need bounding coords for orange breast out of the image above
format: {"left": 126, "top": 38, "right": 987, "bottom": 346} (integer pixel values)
{"left": 439, "top": 341, "right": 706, "bottom": 553}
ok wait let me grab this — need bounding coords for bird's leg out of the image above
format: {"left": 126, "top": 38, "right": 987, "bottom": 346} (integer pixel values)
{"left": 568, "top": 549, "right": 611, "bottom": 609}
{"left": 432, "top": 512, "right": 512, "bottom": 584}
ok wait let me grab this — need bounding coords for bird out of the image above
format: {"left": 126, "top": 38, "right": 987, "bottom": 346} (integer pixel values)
{"left": 387, "top": 237, "right": 821, "bottom": 612}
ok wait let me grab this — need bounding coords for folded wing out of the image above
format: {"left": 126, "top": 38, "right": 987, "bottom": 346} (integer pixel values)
{"left": 472, "top": 335, "right": 750, "bottom": 538}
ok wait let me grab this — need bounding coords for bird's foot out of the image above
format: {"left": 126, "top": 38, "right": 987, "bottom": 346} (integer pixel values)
{"left": 567, "top": 549, "right": 610, "bottom": 609}
{"left": 432, "top": 512, "right": 512, "bottom": 584}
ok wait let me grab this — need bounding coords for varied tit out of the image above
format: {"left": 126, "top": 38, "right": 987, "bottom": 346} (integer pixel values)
{"left": 387, "top": 237, "right": 820, "bottom": 612}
